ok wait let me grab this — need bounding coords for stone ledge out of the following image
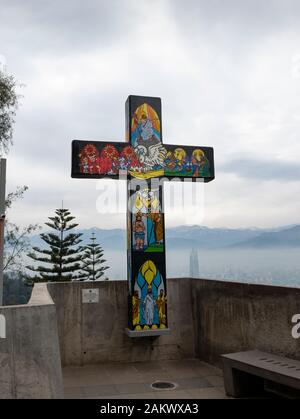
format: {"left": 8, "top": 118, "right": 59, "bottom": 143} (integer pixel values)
{"left": 125, "top": 328, "right": 171, "bottom": 338}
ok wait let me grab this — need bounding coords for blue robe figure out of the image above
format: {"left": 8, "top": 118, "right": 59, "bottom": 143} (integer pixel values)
{"left": 137, "top": 269, "right": 161, "bottom": 326}
{"left": 132, "top": 118, "right": 160, "bottom": 148}
{"left": 147, "top": 217, "right": 156, "bottom": 247}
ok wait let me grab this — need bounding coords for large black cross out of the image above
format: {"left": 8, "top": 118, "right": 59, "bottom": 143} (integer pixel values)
{"left": 72, "top": 95, "right": 214, "bottom": 336}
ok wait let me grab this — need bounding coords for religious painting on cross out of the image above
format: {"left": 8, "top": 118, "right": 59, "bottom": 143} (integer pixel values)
{"left": 71, "top": 94, "right": 215, "bottom": 335}
{"left": 132, "top": 186, "right": 164, "bottom": 253}
{"left": 72, "top": 141, "right": 214, "bottom": 180}
{"left": 130, "top": 252, "right": 167, "bottom": 331}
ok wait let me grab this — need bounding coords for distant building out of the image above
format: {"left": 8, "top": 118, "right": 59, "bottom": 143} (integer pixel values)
{"left": 189, "top": 248, "right": 200, "bottom": 278}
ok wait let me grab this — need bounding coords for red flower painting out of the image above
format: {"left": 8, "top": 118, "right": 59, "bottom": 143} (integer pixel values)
{"left": 101, "top": 145, "right": 119, "bottom": 174}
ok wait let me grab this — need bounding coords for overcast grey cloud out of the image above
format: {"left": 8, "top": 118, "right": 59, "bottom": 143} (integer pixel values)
{"left": 1, "top": 0, "right": 300, "bottom": 229}
{"left": 221, "top": 156, "right": 300, "bottom": 181}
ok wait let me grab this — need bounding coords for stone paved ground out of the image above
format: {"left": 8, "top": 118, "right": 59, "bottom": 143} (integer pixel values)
{"left": 63, "top": 359, "right": 228, "bottom": 399}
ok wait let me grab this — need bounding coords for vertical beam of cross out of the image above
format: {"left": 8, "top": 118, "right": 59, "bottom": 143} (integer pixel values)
{"left": 0, "top": 159, "right": 6, "bottom": 306}
{"left": 125, "top": 96, "right": 169, "bottom": 335}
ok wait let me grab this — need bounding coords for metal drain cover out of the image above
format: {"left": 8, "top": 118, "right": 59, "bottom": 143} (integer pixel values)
{"left": 151, "top": 381, "right": 177, "bottom": 390}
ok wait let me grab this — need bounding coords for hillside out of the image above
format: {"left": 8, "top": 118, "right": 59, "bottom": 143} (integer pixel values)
{"left": 29, "top": 225, "right": 300, "bottom": 250}
{"left": 231, "top": 225, "right": 300, "bottom": 248}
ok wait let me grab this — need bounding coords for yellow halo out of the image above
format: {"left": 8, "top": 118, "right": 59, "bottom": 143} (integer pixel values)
{"left": 174, "top": 148, "right": 186, "bottom": 161}
{"left": 192, "top": 149, "right": 205, "bottom": 161}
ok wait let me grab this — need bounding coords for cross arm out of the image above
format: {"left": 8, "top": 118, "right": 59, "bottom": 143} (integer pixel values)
{"left": 71, "top": 140, "right": 214, "bottom": 182}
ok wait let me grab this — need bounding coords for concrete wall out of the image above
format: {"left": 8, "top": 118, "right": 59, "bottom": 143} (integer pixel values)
{"left": 0, "top": 284, "right": 64, "bottom": 399}
{"left": 192, "top": 279, "right": 300, "bottom": 366}
{"left": 46, "top": 279, "right": 300, "bottom": 368}
{"left": 2, "top": 277, "right": 299, "bottom": 397}
{"left": 47, "top": 279, "right": 195, "bottom": 366}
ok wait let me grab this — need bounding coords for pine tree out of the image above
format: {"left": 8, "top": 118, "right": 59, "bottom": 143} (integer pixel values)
{"left": 26, "top": 208, "right": 84, "bottom": 282}
{"left": 81, "top": 232, "right": 109, "bottom": 281}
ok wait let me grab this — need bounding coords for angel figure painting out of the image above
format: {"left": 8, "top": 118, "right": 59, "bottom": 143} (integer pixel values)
{"left": 130, "top": 103, "right": 167, "bottom": 178}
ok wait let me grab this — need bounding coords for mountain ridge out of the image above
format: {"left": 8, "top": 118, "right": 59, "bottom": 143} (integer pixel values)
{"left": 229, "top": 225, "right": 300, "bottom": 248}
{"left": 29, "top": 224, "right": 300, "bottom": 250}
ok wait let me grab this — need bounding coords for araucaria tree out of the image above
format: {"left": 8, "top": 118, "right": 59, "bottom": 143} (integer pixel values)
{"left": 81, "top": 233, "right": 109, "bottom": 281}
{"left": 26, "top": 209, "right": 84, "bottom": 282}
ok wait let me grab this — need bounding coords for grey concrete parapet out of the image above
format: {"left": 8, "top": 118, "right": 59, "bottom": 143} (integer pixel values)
{"left": 0, "top": 283, "right": 64, "bottom": 399}
{"left": 45, "top": 278, "right": 300, "bottom": 368}
{"left": 2, "top": 276, "right": 300, "bottom": 398}
{"left": 47, "top": 279, "right": 196, "bottom": 366}
{"left": 190, "top": 278, "right": 300, "bottom": 366}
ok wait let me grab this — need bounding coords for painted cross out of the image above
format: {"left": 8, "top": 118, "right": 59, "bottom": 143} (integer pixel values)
{"left": 71, "top": 96, "right": 215, "bottom": 336}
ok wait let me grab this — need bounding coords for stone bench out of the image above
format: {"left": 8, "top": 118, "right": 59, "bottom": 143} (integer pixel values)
{"left": 222, "top": 350, "right": 300, "bottom": 399}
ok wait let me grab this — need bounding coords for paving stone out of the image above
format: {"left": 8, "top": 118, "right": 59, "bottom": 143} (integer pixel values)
{"left": 194, "top": 361, "right": 223, "bottom": 377}
{"left": 155, "top": 390, "right": 194, "bottom": 399}
{"left": 64, "top": 386, "right": 85, "bottom": 399}
{"left": 82, "top": 384, "right": 118, "bottom": 397}
{"left": 115, "top": 382, "right": 150, "bottom": 395}
{"left": 176, "top": 377, "right": 213, "bottom": 390}
{"left": 111, "top": 392, "right": 160, "bottom": 399}
{"left": 206, "top": 375, "right": 224, "bottom": 387}
{"left": 187, "top": 387, "right": 228, "bottom": 399}
{"left": 63, "top": 359, "right": 225, "bottom": 399}
{"left": 108, "top": 372, "right": 145, "bottom": 385}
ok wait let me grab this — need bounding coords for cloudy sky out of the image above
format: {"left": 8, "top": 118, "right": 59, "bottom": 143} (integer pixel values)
{"left": 1, "top": 0, "right": 300, "bottom": 230}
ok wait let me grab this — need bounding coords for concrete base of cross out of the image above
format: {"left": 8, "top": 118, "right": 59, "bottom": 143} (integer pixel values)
{"left": 125, "top": 328, "right": 171, "bottom": 338}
